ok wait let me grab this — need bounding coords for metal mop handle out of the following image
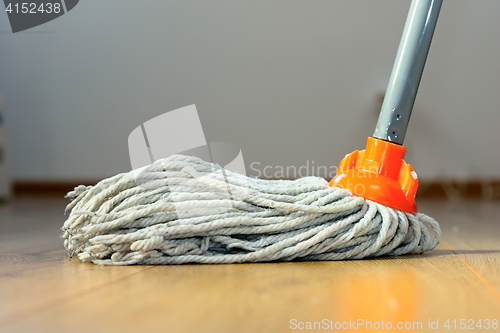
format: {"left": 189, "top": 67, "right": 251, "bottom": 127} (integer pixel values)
{"left": 373, "top": 0, "right": 443, "bottom": 145}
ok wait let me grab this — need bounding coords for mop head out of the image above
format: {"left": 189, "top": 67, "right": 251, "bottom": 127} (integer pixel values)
{"left": 62, "top": 155, "right": 441, "bottom": 265}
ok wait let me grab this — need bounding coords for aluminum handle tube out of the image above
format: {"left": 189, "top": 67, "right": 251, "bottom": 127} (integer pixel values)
{"left": 373, "top": 0, "right": 443, "bottom": 144}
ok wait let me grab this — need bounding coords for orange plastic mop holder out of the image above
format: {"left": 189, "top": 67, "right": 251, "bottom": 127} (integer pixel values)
{"left": 329, "top": 137, "right": 418, "bottom": 213}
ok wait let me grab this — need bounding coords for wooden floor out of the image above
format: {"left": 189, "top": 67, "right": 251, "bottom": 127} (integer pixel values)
{"left": 0, "top": 197, "right": 499, "bottom": 333}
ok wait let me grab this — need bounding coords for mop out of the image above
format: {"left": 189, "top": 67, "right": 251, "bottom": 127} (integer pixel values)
{"left": 62, "top": 0, "right": 443, "bottom": 265}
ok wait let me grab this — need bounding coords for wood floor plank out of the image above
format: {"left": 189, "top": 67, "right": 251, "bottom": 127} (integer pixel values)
{"left": 5, "top": 248, "right": 500, "bottom": 333}
{"left": 0, "top": 198, "right": 67, "bottom": 253}
{"left": 0, "top": 253, "right": 155, "bottom": 324}
{"left": 419, "top": 200, "right": 500, "bottom": 295}
{"left": 1, "top": 198, "right": 499, "bottom": 333}
{"left": 0, "top": 199, "right": 153, "bottom": 327}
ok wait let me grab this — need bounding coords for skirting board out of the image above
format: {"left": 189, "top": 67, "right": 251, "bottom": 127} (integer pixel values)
{"left": 11, "top": 180, "right": 500, "bottom": 200}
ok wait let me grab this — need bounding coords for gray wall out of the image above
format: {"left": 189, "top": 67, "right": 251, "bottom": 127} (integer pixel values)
{"left": 1, "top": 0, "right": 499, "bottom": 181}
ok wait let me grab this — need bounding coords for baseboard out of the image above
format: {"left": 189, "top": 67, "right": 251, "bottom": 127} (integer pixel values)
{"left": 12, "top": 179, "right": 500, "bottom": 200}
{"left": 418, "top": 180, "right": 500, "bottom": 200}
{"left": 13, "top": 181, "right": 99, "bottom": 197}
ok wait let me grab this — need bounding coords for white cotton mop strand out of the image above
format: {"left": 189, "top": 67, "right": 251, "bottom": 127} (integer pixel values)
{"left": 62, "top": 154, "right": 441, "bottom": 265}
{"left": 62, "top": 0, "right": 444, "bottom": 265}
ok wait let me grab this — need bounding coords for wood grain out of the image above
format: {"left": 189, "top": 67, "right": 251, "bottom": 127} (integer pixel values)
{"left": 1, "top": 198, "right": 499, "bottom": 333}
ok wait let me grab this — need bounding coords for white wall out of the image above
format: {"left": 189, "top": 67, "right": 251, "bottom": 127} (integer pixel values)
{"left": 0, "top": 0, "right": 499, "bottom": 181}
